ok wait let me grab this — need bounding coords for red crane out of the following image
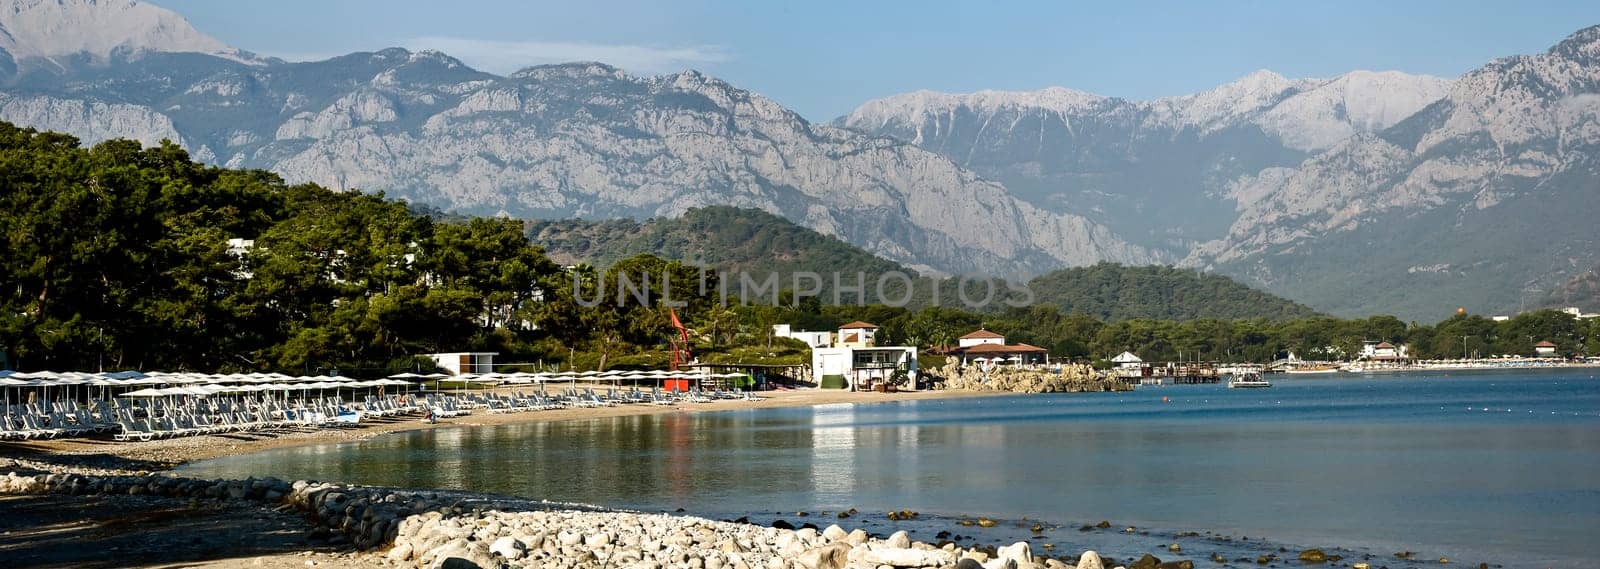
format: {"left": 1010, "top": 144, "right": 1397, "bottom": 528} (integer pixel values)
{"left": 667, "top": 309, "right": 693, "bottom": 390}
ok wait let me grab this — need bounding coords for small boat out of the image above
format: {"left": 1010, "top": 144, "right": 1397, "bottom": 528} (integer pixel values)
{"left": 1228, "top": 372, "right": 1272, "bottom": 389}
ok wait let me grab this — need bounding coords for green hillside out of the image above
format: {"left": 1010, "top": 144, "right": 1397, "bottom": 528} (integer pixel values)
{"left": 1027, "top": 263, "right": 1321, "bottom": 321}
{"left": 1544, "top": 263, "right": 1600, "bottom": 313}
{"left": 531, "top": 210, "right": 1318, "bottom": 320}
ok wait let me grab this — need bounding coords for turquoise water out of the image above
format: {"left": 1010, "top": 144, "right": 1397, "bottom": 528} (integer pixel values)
{"left": 181, "top": 370, "right": 1600, "bottom": 567}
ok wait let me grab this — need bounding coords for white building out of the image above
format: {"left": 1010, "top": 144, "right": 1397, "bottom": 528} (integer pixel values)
{"left": 1562, "top": 307, "right": 1600, "bottom": 320}
{"left": 425, "top": 352, "right": 497, "bottom": 375}
{"left": 811, "top": 346, "right": 918, "bottom": 391}
{"left": 834, "top": 321, "right": 878, "bottom": 348}
{"left": 1534, "top": 341, "right": 1559, "bottom": 357}
{"left": 1360, "top": 341, "right": 1407, "bottom": 361}
{"left": 1110, "top": 351, "right": 1145, "bottom": 378}
{"left": 772, "top": 324, "right": 832, "bottom": 349}
{"left": 808, "top": 320, "right": 918, "bottom": 390}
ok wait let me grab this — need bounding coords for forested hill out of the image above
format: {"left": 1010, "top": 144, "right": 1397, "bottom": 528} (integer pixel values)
{"left": 528, "top": 206, "right": 912, "bottom": 278}
{"left": 1027, "top": 263, "right": 1321, "bottom": 321}
{"left": 531, "top": 206, "right": 921, "bottom": 289}
{"left": 531, "top": 209, "right": 1321, "bottom": 320}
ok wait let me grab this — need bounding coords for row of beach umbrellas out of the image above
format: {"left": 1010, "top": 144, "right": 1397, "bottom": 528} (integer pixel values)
{"left": 417, "top": 369, "right": 748, "bottom": 385}
{"left": 0, "top": 368, "right": 751, "bottom": 402}
{"left": 118, "top": 379, "right": 416, "bottom": 398}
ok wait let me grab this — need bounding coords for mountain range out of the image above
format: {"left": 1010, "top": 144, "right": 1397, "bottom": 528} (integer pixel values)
{"left": 838, "top": 70, "right": 1453, "bottom": 253}
{"left": 0, "top": 0, "right": 1595, "bottom": 320}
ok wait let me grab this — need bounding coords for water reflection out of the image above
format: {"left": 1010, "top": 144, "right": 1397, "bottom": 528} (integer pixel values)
{"left": 182, "top": 372, "right": 1600, "bottom": 567}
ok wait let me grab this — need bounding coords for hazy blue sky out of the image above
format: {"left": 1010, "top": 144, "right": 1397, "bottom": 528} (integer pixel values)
{"left": 158, "top": 0, "right": 1599, "bottom": 120}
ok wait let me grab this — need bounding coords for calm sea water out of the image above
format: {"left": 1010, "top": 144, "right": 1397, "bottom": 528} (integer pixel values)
{"left": 182, "top": 370, "right": 1600, "bottom": 567}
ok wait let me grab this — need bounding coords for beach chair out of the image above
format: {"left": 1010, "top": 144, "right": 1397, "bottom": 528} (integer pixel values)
{"left": 113, "top": 418, "right": 155, "bottom": 442}
{"left": 21, "top": 414, "right": 63, "bottom": 438}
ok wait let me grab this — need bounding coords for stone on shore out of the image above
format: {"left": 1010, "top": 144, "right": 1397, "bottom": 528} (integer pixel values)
{"left": 796, "top": 543, "right": 851, "bottom": 569}
{"left": 822, "top": 524, "right": 848, "bottom": 543}
{"left": 1077, "top": 550, "right": 1105, "bottom": 569}
{"left": 489, "top": 535, "right": 525, "bottom": 560}
{"left": 852, "top": 544, "right": 958, "bottom": 567}
{"left": 997, "top": 541, "right": 1034, "bottom": 565}
{"left": 885, "top": 530, "right": 912, "bottom": 548}
{"left": 846, "top": 528, "right": 869, "bottom": 546}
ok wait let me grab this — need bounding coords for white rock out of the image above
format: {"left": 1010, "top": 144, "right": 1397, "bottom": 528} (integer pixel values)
{"left": 885, "top": 530, "right": 911, "bottom": 549}
{"left": 997, "top": 542, "right": 1033, "bottom": 564}
{"left": 795, "top": 543, "right": 851, "bottom": 569}
{"left": 853, "top": 545, "right": 956, "bottom": 567}
{"left": 585, "top": 531, "right": 613, "bottom": 547}
{"left": 385, "top": 542, "right": 414, "bottom": 562}
{"left": 821, "top": 524, "right": 848, "bottom": 543}
{"left": 489, "top": 536, "right": 525, "bottom": 560}
{"left": 846, "top": 529, "right": 869, "bottom": 546}
{"left": 1077, "top": 550, "right": 1104, "bottom": 569}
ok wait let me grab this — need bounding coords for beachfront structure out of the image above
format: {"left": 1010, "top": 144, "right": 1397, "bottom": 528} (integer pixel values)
{"left": 811, "top": 345, "right": 918, "bottom": 391}
{"left": 424, "top": 352, "right": 498, "bottom": 375}
{"left": 941, "top": 329, "right": 1048, "bottom": 366}
{"left": 954, "top": 343, "right": 1049, "bottom": 366}
{"left": 1360, "top": 341, "right": 1408, "bottom": 361}
{"left": 1534, "top": 341, "right": 1559, "bottom": 357}
{"left": 834, "top": 321, "right": 879, "bottom": 348}
{"left": 1111, "top": 351, "right": 1145, "bottom": 379}
{"left": 957, "top": 329, "right": 1005, "bottom": 348}
{"left": 771, "top": 324, "right": 832, "bottom": 349}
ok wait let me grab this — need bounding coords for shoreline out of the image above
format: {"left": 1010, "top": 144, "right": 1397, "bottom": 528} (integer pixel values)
{"left": 0, "top": 384, "right": 1550, "bottom": 568}
{"left": 1, "top": 386, "right": 1006, "bottom": 474}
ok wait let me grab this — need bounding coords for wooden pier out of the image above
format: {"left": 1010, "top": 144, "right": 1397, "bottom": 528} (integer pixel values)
{"left": 1126, "top": 362, "right": 1222, "bottom": 385}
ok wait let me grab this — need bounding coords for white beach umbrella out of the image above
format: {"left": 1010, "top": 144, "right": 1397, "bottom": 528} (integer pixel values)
{"left": 121, "top": 387, "right": 169, "bottom": 398}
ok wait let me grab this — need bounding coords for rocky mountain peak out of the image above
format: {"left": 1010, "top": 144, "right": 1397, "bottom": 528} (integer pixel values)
{"left": 838, "top": 86, "right": 1109, "bottom": 131}
{"left": 0, "top": 0, "right": 258, "bottom": 65}
{"left": 1154, "top": 68, "right": 1302, "bottom": 128}
{"left": 1551, "top": 24, "right": 1600, "bottom": 61}
{"left": 509, "top": 61, "right": 625, "bottom": 81}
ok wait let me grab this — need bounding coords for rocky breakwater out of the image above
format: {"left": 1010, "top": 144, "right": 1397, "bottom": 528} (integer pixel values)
{"left": 387, "top": 508, "right": 1107, "bottom": 569}
{"left": 938, "top": 361, "right": 1131, "bottom": 394}
{"left": 1, "top": 470, "right": 1126, "bottom": 569}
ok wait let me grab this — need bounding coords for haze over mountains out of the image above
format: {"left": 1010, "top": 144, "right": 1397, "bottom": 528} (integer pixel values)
{"left": 1, "top": 0, "right": 1595, "bottom": 320}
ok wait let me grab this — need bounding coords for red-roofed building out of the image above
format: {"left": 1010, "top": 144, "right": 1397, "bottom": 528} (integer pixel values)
{"left": 957, "top": 329, "right": 1006, "bottom": 348}
{"left": 1535, "top": 340, "right": 1559, "bottom": 357}
{"left": 835, "top": 321, "right": 879, "bottom": 348}
{"left": 945, "top": 329, "right": 1048, "bottom": 365}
